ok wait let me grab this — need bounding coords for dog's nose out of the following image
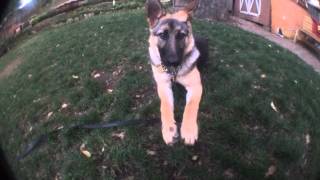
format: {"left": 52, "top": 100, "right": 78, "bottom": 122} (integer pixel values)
{"left": 167, "top": 55, "right": 180, "bottom": 65}
{"left": 168, "top": 56, "right": 178, "bottom": 63}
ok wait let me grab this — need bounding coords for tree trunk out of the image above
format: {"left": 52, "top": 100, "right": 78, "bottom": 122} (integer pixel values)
{"left": 174, "top": 0, "right": 231, "bottom": 21}
{"left": 196, "top": 0, "right": 230, "bottom": 20}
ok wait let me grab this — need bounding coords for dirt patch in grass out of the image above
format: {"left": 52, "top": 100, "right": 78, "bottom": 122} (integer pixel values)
{"left": 91, "top": 64, "right": 126, "bottom": 92}
{"left": 0, "top": 57, "right": 23, "bottom": 80}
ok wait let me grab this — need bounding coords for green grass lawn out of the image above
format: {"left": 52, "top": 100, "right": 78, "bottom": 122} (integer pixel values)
{"left": 1, "top": 10, "right": 320, "bottom": 179}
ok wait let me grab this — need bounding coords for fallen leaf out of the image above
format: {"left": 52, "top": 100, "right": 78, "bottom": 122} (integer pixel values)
{"left": 112, "top": 71, "right": 118, "bottom": 76}
{"left": 112, "top": 131, "right": 125, "bottom": 140}
{"left": 81, "top": 150, "right": 91, "bottom": 158}
{"left": 146, "top": 150, "right": 156, "bottom": 156}
{"left": 107, "top": 89, "right": 113, "bottom": 94}
{"left": 306, "top": 134, "right": 311, "bottom": 144}
{"left": 33, "top": 98, "right": 42, "bottom": 103}
{"left": 271, "top": 101, "right": 278, "bottom": 112}
{"left": 94, "top": 73, "right": 101, "bottom": 78}
{"left": 72, "top": 75, "right": 79, "bottom": 79}
{"left": 192, "top": 155, "right": 199, "bottom": 161}
{"left": 61, "top": 103, "right": 68, "bottom": 109}
{"left": 253, "top": 85, "right": 261, "bottom": 89}
{"left": 47, "top": 112, "right": 53, "bottom": 119}
{"left": 80, "top": 143, "right": 85, "bottom": 149}
{"left": 80, "top": 143, "right": 91, "bottom": 158}
{"left": 265, "top": 165, "right": 276, "bottom": 177}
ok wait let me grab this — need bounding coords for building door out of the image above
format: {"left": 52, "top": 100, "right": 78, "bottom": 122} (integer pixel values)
{"left": 234, "top": 0, "right": 271, "bottom": 28}
{"left": 240, "top": 0, "right": 261, "bottom": 16}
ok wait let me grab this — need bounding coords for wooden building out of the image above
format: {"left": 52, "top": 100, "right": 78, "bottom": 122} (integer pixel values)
{"left": 234, "top": 0, "right": 271, "bottom": 28}
{"left": 233, "top": 0, "right": 320, "bottom": 55}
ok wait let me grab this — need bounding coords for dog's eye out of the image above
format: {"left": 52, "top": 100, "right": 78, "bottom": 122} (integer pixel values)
{"left": 158, "top": 31, "right": 169, "bottom": 40}
{"left": 176, "top": 32, "right": 187, "bottom": 40}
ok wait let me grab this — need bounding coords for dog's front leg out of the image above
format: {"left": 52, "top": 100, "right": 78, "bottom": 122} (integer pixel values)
{"left": 178, "top": 68, "right": 203, "bottom": 145}
{"left": 152, "top": 67, "right": 178, "bottom": 145}
{"left": 157, "top": 83, "right": 178, "bottom": 145}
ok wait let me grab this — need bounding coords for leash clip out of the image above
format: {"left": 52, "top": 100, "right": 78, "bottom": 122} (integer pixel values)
{"left": 155, "top": 64, "right": 168, "bottom": 73}
{"left": 159, "top": 64, "right": 168, "bottom": 73}
{"left": 155, "top": 64, "right": 180, "bottom": 82}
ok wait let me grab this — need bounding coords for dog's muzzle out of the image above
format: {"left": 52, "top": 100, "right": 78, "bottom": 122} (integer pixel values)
{"left": 163, "top": 57, "right": 181, "bottom": 67}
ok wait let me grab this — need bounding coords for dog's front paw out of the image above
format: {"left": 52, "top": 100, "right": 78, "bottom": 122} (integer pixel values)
{"left": 181, "top": 121, "right": 198, "bottom": 145}
{"left": 162, "top": 122, "right": 178, "bottom": 145}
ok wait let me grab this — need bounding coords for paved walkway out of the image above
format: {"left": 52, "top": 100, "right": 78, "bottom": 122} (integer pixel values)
{"left": 230, "top": 16, "right": 320, "bottom": 73}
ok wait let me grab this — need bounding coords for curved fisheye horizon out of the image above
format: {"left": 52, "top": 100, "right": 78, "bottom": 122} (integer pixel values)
{"left": 0, "top": 0, "right": 320, "bottom": 179}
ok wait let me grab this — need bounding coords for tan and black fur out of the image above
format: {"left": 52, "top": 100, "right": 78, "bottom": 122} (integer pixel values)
{"left": 146, "top": 0, "right": 208, "bottom": 145}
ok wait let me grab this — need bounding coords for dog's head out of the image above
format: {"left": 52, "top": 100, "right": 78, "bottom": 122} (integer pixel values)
{"left": 146, "top": 0, "right": 198, "bottom": 67}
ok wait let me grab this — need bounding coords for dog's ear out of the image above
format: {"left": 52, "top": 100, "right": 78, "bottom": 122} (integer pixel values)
{"left": 183, "top": 0, "right": 199, "bottom": 16}
{"left": 145, "top": 0, "right": 165, "bottom": 27}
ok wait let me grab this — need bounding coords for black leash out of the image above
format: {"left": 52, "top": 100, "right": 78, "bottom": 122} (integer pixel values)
{"left": 17, "top": 118, "right": 159, "bottom": 161}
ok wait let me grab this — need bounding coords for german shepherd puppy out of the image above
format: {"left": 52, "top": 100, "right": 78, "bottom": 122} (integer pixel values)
{"left": 146, "top": 0, "right": 208, "bottom": 145}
